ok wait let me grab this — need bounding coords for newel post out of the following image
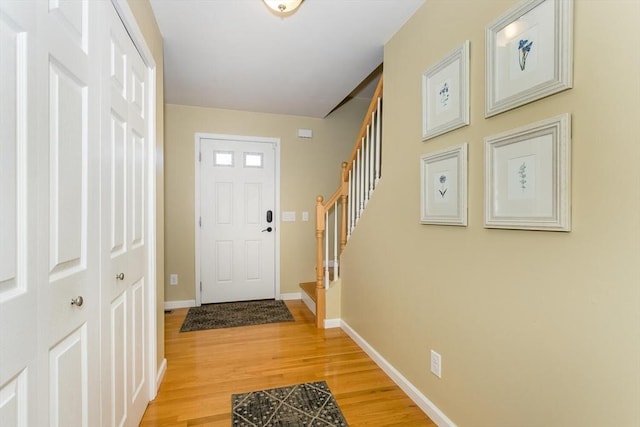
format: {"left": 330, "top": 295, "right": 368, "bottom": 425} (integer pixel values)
{"left": 315, "top": 195, "right": 326, "bottom": 329}
{"left": 340, "top": 162, "right": 348, "bottom": 253}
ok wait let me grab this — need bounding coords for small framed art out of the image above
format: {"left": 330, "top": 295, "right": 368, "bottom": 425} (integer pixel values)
{"left": 484, "top": 113, "right": 571, "bottom": 231}
{"left": 422, "top": 41, "right": 470, "bottom": 141}
{"left": 420, "top": 143, "right": 468, "bottom": 226}
{"left": 485, "top": 0, "right": 573, "bottom": 117}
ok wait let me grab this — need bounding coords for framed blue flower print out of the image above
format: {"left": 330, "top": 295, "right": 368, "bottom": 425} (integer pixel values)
{"left": 422, "top": 41, "right": 470, "bottom": 141}
{"left": 485, "top": 0, "right": 573, "bottom": 117}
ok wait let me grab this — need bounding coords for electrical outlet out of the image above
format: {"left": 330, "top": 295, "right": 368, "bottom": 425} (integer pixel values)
{"left": 430, "top": 350, "right": 442, "bottom": 378}
{"left": 170, "top": 274, "right": 178, "bottom": 285}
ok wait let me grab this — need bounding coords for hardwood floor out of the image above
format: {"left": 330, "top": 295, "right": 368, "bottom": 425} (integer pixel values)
{"left": 140, "top": 300, "right": 435, "bottom": 426}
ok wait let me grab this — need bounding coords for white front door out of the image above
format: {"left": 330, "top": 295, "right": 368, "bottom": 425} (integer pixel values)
{"left": 199, "top": 137, "right": 276, "bottom": 303}
{"left": 100, "top": 3, "right": 150, "bottom": 426}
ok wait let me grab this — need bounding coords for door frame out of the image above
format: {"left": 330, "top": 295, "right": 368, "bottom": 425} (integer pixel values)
{"left": 110, "top": 0, "right": 161, "bottom": 400}
{"left": 194, "top": 133, "right": 281, "bottom": 306}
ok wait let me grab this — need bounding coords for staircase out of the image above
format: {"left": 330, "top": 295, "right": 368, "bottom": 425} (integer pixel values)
{"left": 300, "top": 76, "right": 383, "bottom": 328}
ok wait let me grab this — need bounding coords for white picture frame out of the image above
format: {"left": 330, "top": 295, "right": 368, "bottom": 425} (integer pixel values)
{"left": 420, "top": 143, "right": 468, "bottom": 226}
{"left": 485, "top": 0, "right": 573, "bottom": 117}
{"left": 422, "top": 41, "right": 470, "bottom": 140}
{"left": 484, "top": 113, "right": 571, "bottom": 231}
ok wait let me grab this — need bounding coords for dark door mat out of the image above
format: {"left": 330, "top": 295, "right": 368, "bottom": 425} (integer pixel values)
{"left": 179, "top": 299, "right": 294, "bottom": 332}
{"left": 232, "top": 381, "right": 348, "bottom": 426}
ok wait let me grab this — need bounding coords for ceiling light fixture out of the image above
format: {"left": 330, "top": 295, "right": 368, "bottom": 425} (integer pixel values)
{"left": 263, "top": 0, "right": 303, "bottom": 14}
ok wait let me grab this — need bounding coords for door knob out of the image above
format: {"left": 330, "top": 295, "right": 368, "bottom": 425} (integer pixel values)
{"left": 115, "top": 273, "right": 125, "bottom": 280}
{"left": 70, "top": 296, "right": 84, "bottom": 307}
{"left": 261, "top": 227, "right": 273, "bottom": 232}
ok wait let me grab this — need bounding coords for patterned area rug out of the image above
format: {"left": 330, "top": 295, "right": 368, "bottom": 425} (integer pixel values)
{"left": 232, "top": 381, "right": 348, "bottom": 426}
{"left": 180, "top": 299, "right": 294, "bottom": 332}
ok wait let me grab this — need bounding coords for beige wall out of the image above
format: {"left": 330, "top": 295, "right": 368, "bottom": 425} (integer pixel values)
{"left": 341, "top": 1, "right": 640, "bottom": 426}
{"left": 126, "top": 0, "right": 165, "bottom": 369}
{"left": 164, "top": 99, "right": 369, "bottom": 302}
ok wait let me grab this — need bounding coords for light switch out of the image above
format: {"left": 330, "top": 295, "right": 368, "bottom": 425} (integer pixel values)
{"left": 302, "top": 211, "right": 309, "bottom": 221}
{"left": 282, "top": 211, "right": 296, "bottom": 222}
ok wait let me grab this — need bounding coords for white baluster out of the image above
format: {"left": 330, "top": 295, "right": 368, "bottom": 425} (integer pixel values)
{"left": 324, "top": 210, "right": 329, "bottom": 287}
{"left": 364, "top": 125, "right": 370, "bottom": 206}
{"left": 333, "top": 204, "right": 338, "bottom": 282}
{"left": 356, "top": 148, "right": 361, "bottom": 222}
{"left": 347, "top": 169, "right": 352, "bottom": 240}
{"left": 375, "top": 97, "right": 382, "bottom": 184}
{"left": 369, "top": 112, "right": 375, "bottom": 197}
{"left": 359, "top": 141, "right": 365, "bottom": 215}
{"left": 351, "top": 160, "right": 356, "bottom": 229}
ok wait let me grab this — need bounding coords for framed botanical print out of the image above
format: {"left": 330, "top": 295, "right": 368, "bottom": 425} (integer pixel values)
{"left": 485, "top": 0, "right": 573, "bottom": 117}
{"left": 422, "top": 41, "right": 470, "bottom": 140}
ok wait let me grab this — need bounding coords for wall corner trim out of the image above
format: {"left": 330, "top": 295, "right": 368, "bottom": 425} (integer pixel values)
{"left": 154, "top": 358, "right": 167, "bottom": 399}
{"left": 324, "top": 318, "right": 341, "bottom": 328}
{"left": 341, "top": 321, "right": 457, "bottom": 427}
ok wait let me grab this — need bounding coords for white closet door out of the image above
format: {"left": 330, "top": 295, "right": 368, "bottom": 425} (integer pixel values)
{"left": 1, "top": 1, "right": 102, "bottom": 424}
{"left": 0, "top": 2, "right": 38, "bottom": 425}
{"left": 1, "top": 2, "right": 153, "bottom": 426}
{"left": 37, "top": 0, "right": 102, "bottom": 425}
{"left": 100, "top": 3, "right": 150, "bottom": 426}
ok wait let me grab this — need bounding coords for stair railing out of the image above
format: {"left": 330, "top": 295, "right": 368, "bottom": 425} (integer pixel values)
{"left": 314, "top": 77, "right": 383, "bottom": 328}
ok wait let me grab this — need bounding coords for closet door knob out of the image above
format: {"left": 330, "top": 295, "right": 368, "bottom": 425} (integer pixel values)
{"left": 115, "top": 273, "right": 125, "bottom": 280}
{"left": 70, "top": 296, "right": 84, "bottom": 307}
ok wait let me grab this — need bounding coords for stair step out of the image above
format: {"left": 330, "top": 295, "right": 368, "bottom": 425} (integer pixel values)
{"left": 299, "top": 282, "right": 316, "bottom": 302}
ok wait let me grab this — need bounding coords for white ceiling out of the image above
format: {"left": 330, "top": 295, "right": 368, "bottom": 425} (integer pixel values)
{"left": 149, "top": 0, "right": 425, "bottom": 118}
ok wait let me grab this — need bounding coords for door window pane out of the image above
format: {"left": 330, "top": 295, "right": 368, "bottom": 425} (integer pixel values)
{"left": 244, "top": 152, "right": 263, "bottom": 168}
{"left": 214, "top": 151, "right": 234, "bottom": 167}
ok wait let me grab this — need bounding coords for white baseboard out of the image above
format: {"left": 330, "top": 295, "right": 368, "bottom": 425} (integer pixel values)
{"left": 324, "top": 318, "right": 341, "bottom": 329}
{"left": 341, "top": 321, "right": 457, "bottom": 427}
{"left": 164, "top": 300, "right": 196, "bottom": 310}
{"left": 280, "top": 292, "right": 302, "bottom": 300}
{"left": 154, "top": 358, "right": 167, "bottom": 399}
{"left": 301, "top": 291, "right": 316, "bottom": 315}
